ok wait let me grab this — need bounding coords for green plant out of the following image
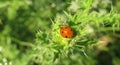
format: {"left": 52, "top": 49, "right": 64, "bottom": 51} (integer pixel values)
{"left": 34, "top": 0, "right": 120, "bottom": 65}
{"left": 0, "top": 0, "right": 120, "bottom": 65}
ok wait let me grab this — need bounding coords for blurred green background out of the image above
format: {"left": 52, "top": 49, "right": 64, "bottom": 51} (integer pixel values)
{"left": 0, "top": 0, "right": 120, "bottom": 65}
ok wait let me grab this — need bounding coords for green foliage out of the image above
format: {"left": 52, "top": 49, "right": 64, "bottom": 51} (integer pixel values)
{"left": 35, "top": 0, "right": 120, "bottom": 65}
{"left": 0, "top": 0, "right": 120, "bottom": 65}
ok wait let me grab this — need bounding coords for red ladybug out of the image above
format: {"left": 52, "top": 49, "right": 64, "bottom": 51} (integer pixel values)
{"left": 60, "top": 26, "right": 73, "bottom": 38}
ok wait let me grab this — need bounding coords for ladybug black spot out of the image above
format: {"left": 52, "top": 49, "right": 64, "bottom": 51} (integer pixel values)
{"left": 62, "top": 31, "right": 63, "bottom": 33}
{"left": 65, "top": 36, "right": 68, "bottom": 38}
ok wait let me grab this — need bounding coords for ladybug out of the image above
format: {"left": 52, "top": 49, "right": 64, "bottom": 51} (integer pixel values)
{"left": 60, "top": 26, "right": 73, "bottom": 38}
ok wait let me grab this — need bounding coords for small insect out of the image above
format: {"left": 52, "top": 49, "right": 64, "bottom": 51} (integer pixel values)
{"left": 60, "top": 26, "right": 73, "bottom": 38}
